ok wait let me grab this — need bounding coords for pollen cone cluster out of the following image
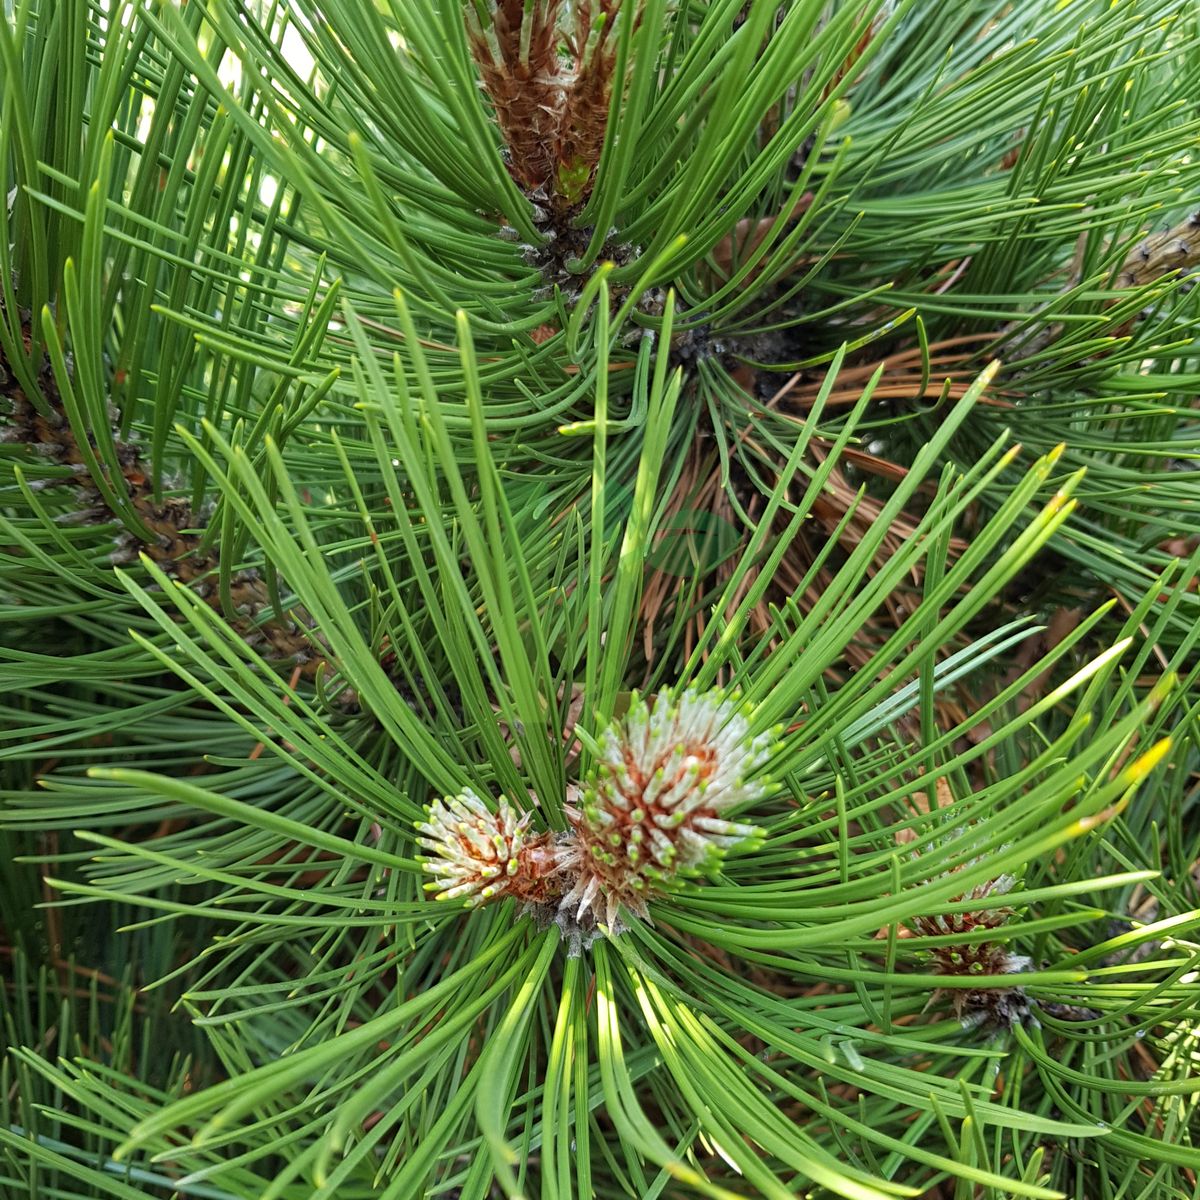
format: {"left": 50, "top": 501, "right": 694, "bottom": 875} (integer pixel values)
{"left": 909, "top": 872, "right": 1032, "bottom": 1026}
{"left": 558, "top": 688, "right": 773, "bottom": 930}
{"left": 416, "top": 790, "right": 561, "bottom": 907}
{"left": 416, "top": 688, "right": 772, "bottom": 939}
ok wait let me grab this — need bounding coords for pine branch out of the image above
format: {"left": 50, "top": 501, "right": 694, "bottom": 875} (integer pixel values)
{"left": 1, "top": 319, "right": 331, "bottom": 677}
{"left": 466, "top": 0, "right": 567, "bottom": 193}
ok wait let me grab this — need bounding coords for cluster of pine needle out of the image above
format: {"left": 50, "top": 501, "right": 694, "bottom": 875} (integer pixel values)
{"left": 1, "top": 2, "right": 1199, "bottom": 1198}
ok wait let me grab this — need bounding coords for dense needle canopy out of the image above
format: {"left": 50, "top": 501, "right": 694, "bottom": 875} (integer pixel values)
{"left": 1, "top": 2, "right": 1199, "bottom": 1199}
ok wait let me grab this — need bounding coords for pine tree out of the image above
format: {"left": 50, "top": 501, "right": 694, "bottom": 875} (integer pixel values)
{"left": 2, "top": 2, "right": 1199, "bottom": 1198}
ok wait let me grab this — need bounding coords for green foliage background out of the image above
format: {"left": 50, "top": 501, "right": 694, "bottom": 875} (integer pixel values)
{"left": 1, "top": 1, "right": 1199, "bottom": 1197}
